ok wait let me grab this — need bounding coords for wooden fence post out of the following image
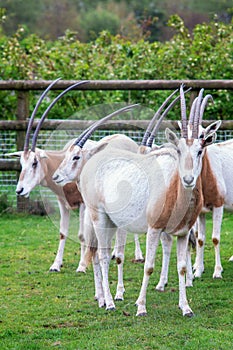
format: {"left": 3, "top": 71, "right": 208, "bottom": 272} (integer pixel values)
{"left": 16, "top": 90, "right": 29, "bottom": 212}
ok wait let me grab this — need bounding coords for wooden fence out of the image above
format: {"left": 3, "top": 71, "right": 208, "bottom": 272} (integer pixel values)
{"left": 0, "top": 79, "right": 233, "bottom": 210}
{"left": 1, "top": 78, "right": 233, "bottom": 156}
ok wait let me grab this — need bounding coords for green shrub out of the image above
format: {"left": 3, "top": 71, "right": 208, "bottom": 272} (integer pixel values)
{"left": 0, "top": 15, "right": 232, "bottom": 120}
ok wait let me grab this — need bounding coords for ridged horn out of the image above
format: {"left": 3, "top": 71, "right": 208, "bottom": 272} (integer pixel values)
{"left": 75, "top": 104, "right": 140, "bottom": 149}
{"left": 141, "top": 89, "right": 179, "bottom": 146}
{"left": 192, "top": 88, "right": 204, "bottom": 139}
{"left": 199, "top": 94, "right": 214, "bottom": 124}
{"left": 180, "top": 84, "right": 188, "bottom": 139}
{"left": 24, "top": 78, "right": 61, "bottom": 152}
{"left": 147, "top": 87, "right": 192, "bottom": 147}
{"left": 188, "top": 97, "right": 198, "bottom": 130}
{"left": 31, "top": 80, "right": 89, "bottom": 152}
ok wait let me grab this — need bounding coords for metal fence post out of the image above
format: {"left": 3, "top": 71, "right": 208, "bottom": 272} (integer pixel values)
{"left": 16, "top": 90, "right": 29, "bottom": 212}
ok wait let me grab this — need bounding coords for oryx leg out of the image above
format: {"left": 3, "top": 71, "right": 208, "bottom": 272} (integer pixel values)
{"left": 156, "top": 231, "right": 173, "bottom": 291}
{"left": 114, "top": 228, "right": 127, "bottom": 301}
{"left": 133, "top": 234, "right": 144, "bottom": 262}
{"left": 49, "top": 198, "right": 70, "bottom": 272}
{"left": 76, "top": 203, "right": 87, "bottom": 273}
{"left": 156, "top": 230, "right": 194, "bottom": 291}
{"left": 92, "top": 213, "right": 116, "bottom": 310}
{"left": 136, "top": 227, "right": 161, "bottom": 316}
{"left": 229, "top": 256, "right": 233, "bottom": 262}
{"left": 177, "top": 234, "right": 194, "bottom": 317}
{"left": 212, "top": 206, "right": 224, "bottom": 278}
{"left": 186, "top": 228, "right": 195, "bottom": 287}
{"left": 193, "top": 213, "right": 205, "bottom": 278}
{"left": 82, "top": 208, "right": 104, "bottom": 307}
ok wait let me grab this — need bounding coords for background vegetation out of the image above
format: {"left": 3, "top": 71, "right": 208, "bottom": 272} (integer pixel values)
{"left": 0, "top": 1, "right": 232, "bottom": 121}
{"left": 1, "top": 0, "right": 232, "bottom": 42}
{"left": 0, "top": 212, "right": 232, "bottom": 349}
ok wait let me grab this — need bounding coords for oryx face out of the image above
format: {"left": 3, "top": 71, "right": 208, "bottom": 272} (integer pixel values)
{"left": 165, "top": 120, "right": 221, "bottom": 190}
{"left": 16, "top": 150, "right": 46, "bottom": 197}
{"left": 176, "top": 138, "right": 204, "bottom": 190}
{"left": 53, "top": 145, "right": 85, "bottom": 186}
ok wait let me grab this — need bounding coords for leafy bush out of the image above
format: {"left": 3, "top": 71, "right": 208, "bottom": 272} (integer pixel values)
{"left": 0, "top": 15, "right": 232, "bottom": 120}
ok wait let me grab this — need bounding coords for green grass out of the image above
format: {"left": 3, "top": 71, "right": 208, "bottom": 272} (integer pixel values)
{"left": 0, "top": 212, "right": 232, "bottom": 350}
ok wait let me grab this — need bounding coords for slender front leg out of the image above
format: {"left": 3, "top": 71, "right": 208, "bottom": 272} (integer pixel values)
{"left": 156, "top": 231, "right": 173, "bottom": 291}
{"left": 114, "top": 228, "right": 127, "bottom": 301}
{"left": 136, "top": 227, "right": 161, "bottom": 316}
{"left": 49, "top": 199, "right": 70, "bottom": 272}
{"left": 212, "top": 206, "right": 224, "bottom": 278}
{"left": 186, "top": 228, "right": 196, "bottom": 287}
{"left": 133, "top": 234, "right": 144, "bottom": 262}
{"left": 193, "top": 213, "right": 206, "bottom": 278}
{"left": 81, "top": 207, "right": 106, "bottom": 306}
{"left": 76, "top": 203, "right": 87, "bottom": 273}
{"left": 177, "top": 234, "right": 194, "bottom": 317}
{"left": 92, "top": 251, "right": 105, "bottom": 308}
{"left": 93, "top": 214, "right": 116, "bottom": 310}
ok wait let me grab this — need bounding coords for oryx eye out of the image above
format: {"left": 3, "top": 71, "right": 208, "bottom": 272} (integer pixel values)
{"left": 32, "top": 159, "right": 38, "bottom": 168}
{"left": 72, "top": 155, "right": 80, "bottom": 161}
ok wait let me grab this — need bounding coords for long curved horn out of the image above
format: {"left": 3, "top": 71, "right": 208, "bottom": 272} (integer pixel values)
{"left": 192, "top": 88, "right": 204, "bottom": 138}
{"left": 180, "top": 84, "right": 188, "bottom": 139}
{"left": 24, "top": 78, "right": 61, "bottom": 152}
{"left": 75, "top": 104, "right": 140, "bottom": 149}
{"left": 31, "top": 80, "right": 89, "bottom": 152}
{"left": 199, "top": 94, "right": 214, "bottom": 124}
{"left": 147, "top": 87, "right": 192, "bottom": 147}
{"left": 141, "top": 88, "right": 179, "bottom": 146}
{"left": 188, "top": 97, "right": 198, "bottom": 130}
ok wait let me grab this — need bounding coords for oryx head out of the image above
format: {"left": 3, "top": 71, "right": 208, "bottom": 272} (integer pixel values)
{"left": 52, "top": 104, "right": 139, "bottom": 185}
{"left": 166, "top": 85, "right": 221, "bottom": 190}
{"left": 8, "top": 79, "right": 89, "bottom": 197}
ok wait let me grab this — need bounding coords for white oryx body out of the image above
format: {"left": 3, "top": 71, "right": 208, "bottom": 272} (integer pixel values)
{"left": 78, "top": 116, "right": 220, "bottom": 316}
{"left": 53, "top": 133, "right": 144, "bottom": 300}
{"left": 194, "top": 138, "right": 233, "bottom": 277}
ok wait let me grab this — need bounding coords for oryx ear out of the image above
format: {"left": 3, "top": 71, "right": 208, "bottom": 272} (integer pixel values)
{"left": 6, "top": 151, "right": 23, "bottom": 158}
{"left": 87, "top": 142, "right": 109, "bottom": 160}
{"left": 177, "top": 121, "right": 182, "bottom": 130}
{"left": 165, "top": 128, "right": 179, "bottom": 146}
{"left": 204, "top": 120, "right": 221, "bottom": 135}
{"left": 201, "top": 121, "right": 221, "bottom": 148}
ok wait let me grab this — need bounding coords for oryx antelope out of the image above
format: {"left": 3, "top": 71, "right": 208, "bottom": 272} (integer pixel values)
{"left": 69, "top": 85, "right": 221, "bottom": 316}
{"left": 144, "top": 90, "right": 233, "bottom": 291}
{"left": 9, "top": 79, "right": 89, "bottom": 272}
{"left": 151, "top": 90, "right": 223, "bottom": 291}
{"left": 178, "top": 94, "right": 233, "bottom": 278}
{"left": 53, "top": 88, "right": 189, "bottom": 301}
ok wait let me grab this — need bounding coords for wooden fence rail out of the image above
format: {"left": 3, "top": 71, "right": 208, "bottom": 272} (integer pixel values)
{"left": 1, "top": 79, "right": 233, "bottom": 90}
{"left": 1, "top": 79, "right": 233, "bottom": 173}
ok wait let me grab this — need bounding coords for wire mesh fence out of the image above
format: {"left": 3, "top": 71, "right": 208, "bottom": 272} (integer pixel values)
{"left": 1, "top": 126, "right": 233, "bottom": 210}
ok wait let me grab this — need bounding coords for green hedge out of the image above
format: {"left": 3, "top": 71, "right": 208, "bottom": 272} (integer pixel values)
{"left": 0, "top": 15, "right": 232, "bottom": 120}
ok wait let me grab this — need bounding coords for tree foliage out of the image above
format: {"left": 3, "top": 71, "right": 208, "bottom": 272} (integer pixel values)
{"left": 0, "top": 0, "right": 232, "bottom": 41}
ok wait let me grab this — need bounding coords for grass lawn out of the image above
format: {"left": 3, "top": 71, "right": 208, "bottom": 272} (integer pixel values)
{"left": 0, "top": 212, "right": 232, "bottom": 349}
